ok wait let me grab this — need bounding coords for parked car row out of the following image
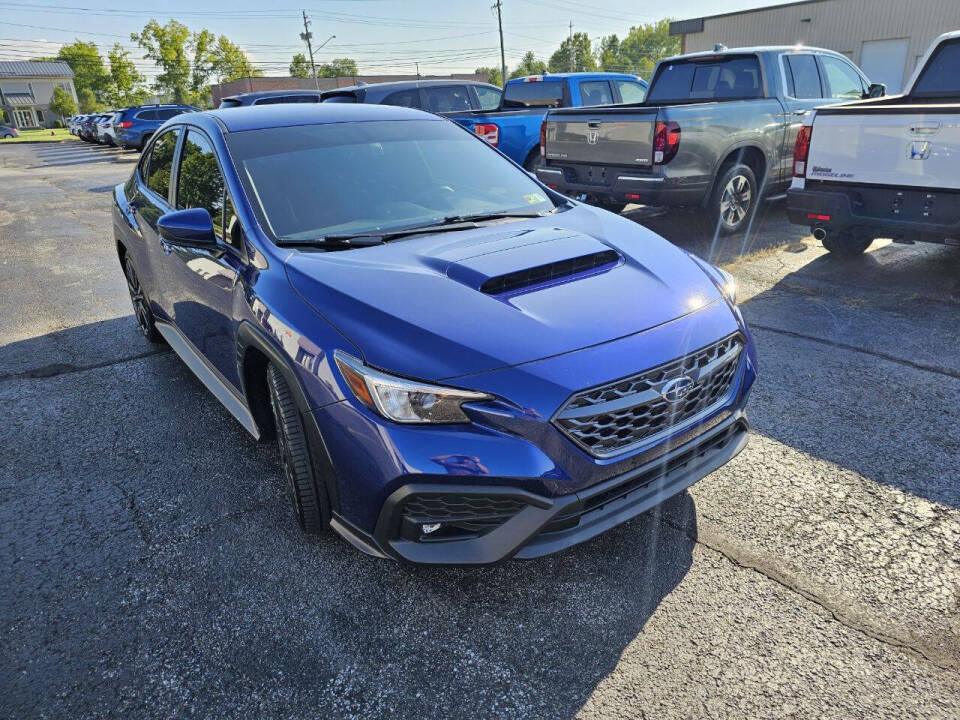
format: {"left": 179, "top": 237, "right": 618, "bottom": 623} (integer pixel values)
{"left": 70, "top": 104, "right": 198, "bottom": 149}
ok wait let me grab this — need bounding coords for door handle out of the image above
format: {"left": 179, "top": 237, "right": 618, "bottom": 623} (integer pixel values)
{"left": 793, "top": 109, "right": 808, "bottom": 116}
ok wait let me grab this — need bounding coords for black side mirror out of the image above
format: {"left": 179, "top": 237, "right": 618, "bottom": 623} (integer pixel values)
{"left": 866, "top": 83, "right": 886, "bottom": 99}
{"left": 157, "top": 208, "right": 217, "bottom": 248}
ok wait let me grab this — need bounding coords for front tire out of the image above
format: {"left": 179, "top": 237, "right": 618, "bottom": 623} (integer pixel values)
{"left": 709, "top": 163, "right": 758, "bottom": 235}
{"left": 267, "top": 364, "right": 329, "bottom": 534}
{"left": 822, "top": 232, "right": 872, "bottom": 257}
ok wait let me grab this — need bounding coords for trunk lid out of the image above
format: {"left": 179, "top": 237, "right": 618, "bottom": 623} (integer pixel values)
{"left": 545, "top": 108, "right": 659, "bottom": 167}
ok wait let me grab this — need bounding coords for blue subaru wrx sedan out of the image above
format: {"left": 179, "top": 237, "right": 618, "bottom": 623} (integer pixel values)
{"left": 112, "top": 104, "right": 756, "bottom": 565}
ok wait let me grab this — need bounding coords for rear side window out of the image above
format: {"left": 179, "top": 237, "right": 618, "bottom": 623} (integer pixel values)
{"left": 647, "top": 57, "right": 763, "bottom": 102}
{"left": 143, "top": 128, "right": 180, "bottom": 200}
{"left": 136, "top": 109, "right": 158, "bottom": 121}
{"left": 382, "top": 89, "right": 420, "bottom": 108}
{"left": 502, "top": 81, "right": 564, "bottom": 108}
{"left": 473, "top": 85, "right": 501, "bottom": 110}
{"left": 156, "top": 108, "right": 183, "bottom": 120}
{"left": 422, "top": 85, "right": 472, "bottom": 112}
{"left": 912, "top": 40, "right": 960, "bottom": 97}
{"left": 254, "top": 95, "right": 320, "bottom": 105}
{"left": 176, "top": 130, "right": 227, "bottom": 243}
{"left": 784, "top": 55, "right": 823, "bottom": 99}
{"left": 579, "top": 81, "right": 613, "bottom": 106}
{"left": 820, "top": 56, "right": 864, "bottom": 99}
{"left": 615, "top": 80, "right": 646, "bottom": 104}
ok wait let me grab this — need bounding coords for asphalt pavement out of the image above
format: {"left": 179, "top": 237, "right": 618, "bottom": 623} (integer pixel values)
{"left": 2, "top": 140, "right": 958, "bottom": 719}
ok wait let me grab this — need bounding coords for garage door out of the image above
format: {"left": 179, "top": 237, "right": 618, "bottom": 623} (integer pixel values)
{"left": 859, "top": 38, "right": 909, "bottom": 94}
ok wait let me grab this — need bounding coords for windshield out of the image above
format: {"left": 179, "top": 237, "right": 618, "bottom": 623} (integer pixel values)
{"left": 226, "top": 119, "right": 556, "bottom": 243}
{"left": 647, "top": 56, "right": 763, "bottom": 103}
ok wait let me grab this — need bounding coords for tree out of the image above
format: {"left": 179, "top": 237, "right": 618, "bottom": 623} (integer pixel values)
{"left": 289, "top": 52, "right": 312, "bottom": 79}
{"left": 317, "top": 57, "right": 357, "bottom": 78}
{"left": 131, "top": 19, "right": 193, "bottom": 104}
{"left": 53, "top": 40, "right": 109, "bottom": 99}
{"left": 509, "top": 51, "right": 547, "bottom": 79}
{"left": 105, "top": 44, "right": 147, "bottom": 107}
{"left": 475, "top": 65, "right": 502, "bottom": 87}
{"left": 77, "top": 87, "right": 100, "bottom": 113}
{"left": 211, "top": 36, "right": 261, "bottom": 83}
{"left": 49, "top": 85, "right": 78, "bottom": 120}
{"left": 548, "top": 32, "right": 597, "bottom": 73}
{"left": 599, "top": 20, "right": 680, "bottom": 77}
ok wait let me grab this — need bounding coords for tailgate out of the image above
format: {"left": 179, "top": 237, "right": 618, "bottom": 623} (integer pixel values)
{"left": 808, "top": 107, "right": 960, "bottom": 190}
{"left": 545, "top": 109, "right": 658, "bottom": 166}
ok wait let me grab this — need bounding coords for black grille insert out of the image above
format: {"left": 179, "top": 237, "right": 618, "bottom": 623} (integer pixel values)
{"left": 479, "top": 250, "right": 619, "bottom": 295}
{"left": 400, "top": 493, "right": 528, "bottom": 542}
{"left": 553, "top": 334, "right": 743, "bottom": 457}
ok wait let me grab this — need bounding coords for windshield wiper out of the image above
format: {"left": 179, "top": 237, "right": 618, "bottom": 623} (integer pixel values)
{"left": 276, "top": 235, "right": 385, "bottom": 249}
{"left": 440, "top": 210, "right": 551, "bottom": 224}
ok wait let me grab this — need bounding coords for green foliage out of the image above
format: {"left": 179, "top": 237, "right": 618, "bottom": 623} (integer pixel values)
{"left": 289, "top": 52, "right": 312, "bottom": 79}
{"left": 317, "top": 57, "right": 357, "bottom": 78}
{"left": 54, "top": 41, "right": 109, "bottom": 98}
{"left": 212, "top": 35, "right": 262, "bottom": 83}
{"left": 475, "top": 66, "right": 502, "bottom": 87}
{"left": 548, "top": 33, "right": 597, "bottom": 73}
{"left": 509, "top": 51, "right": 547, "bottom": 79}
{"left": 597, "top": 20, "right": 680, "bottom": 77}
{"left": 76, "top": 87, "right": 100, "bottom": 113}
{"left": 49, "top": 85, "right": 78, "bottom": 119}
{"left": 105, "top": 44, "right": 148, "bottom": 107}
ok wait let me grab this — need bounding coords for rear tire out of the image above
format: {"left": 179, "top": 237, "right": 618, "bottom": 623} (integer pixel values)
{"left": 822, "top": 233, "right": 872, "bottom": 257}
{"left": 123, "top": 256, "right": 162, "bottom": 344}
{"left": 139, "top": 134, "right": 152, "bottom": 151}
{"left": 708, "top": 163, "right": 759, "bottom": 236}
{"left": 523, "top": 151, "right": 543, "bottom": 174}
{"left": 267, "top": 364, "right": 329, "bottom": 534}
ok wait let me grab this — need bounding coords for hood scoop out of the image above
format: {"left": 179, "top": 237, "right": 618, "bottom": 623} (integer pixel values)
{"left": 444, "top": 230, "right": 621, "bottom": 296}
{"left": 479, "top": 249, "right": 620, "bottom": 295}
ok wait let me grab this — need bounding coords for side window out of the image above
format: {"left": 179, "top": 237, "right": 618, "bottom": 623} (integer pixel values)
{"left": 785, "top": 54, "right": 823, "bottom": 99}
{"left": 579, "top": 81, "right": 614, "bottom": 106}
{"left": 136, "top": 109, "right": 158, "bottom": 121}
{"left": 143, "top": 128, "right": 180, "bottom": 200}
{"left": 820, "top": 56, "right": 865, "bottom": 99}
{"left": 473, "top": 85, "right": 502, "bottom": 110}
{"left": 382, "top": 89, "right": 421, "bottom": 108}
{"left": 422, "top": 85, "right": 473, "bottom": 113}
{"left": 176, "top": 130, "right": 226, "bottom": 243}
{"left": 615, "top": 80, "right": 646, "bottom": 104}
{"left": 156, "top": 108, "right": 182, "bottom": 121}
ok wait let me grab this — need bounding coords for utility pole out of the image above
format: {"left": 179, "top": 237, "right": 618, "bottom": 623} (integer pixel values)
{"left": 415, "top": 61, "right": 421, "bottom": 79}
{"left": 492, "top": 0, "right": 506, "bottom": 87}
{"left": 568, "top": 21, "right": 574, "bottom": 72}
{"left": 300, "top": 10, "right": 319, "bottom": 91}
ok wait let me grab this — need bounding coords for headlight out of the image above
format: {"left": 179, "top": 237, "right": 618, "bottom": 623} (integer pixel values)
{"left": 334, "top": 350, "right": 491, "bottom": 424}
{"left": 717, "top": 267, "right": 738, "bottom": 305}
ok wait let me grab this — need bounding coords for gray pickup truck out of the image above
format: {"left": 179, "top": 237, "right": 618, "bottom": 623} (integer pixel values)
{"left": 537, "top": 46, "right": 882, "bottom": 234}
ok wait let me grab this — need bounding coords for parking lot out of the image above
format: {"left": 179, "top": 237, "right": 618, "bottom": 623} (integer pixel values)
{"left": 2, "top": 140, "right": 959, "bottom": 718}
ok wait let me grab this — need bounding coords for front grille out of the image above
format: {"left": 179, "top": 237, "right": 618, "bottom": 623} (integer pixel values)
{"left": 552, "top": 334, "right": 743, "bottom": 458}
{"left": 479, "top": 250, "right": 619, "bottom": 295}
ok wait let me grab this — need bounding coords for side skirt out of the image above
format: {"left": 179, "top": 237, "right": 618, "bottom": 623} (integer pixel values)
{"left": 155, "top": 320, "right": 260, "bottom": 439}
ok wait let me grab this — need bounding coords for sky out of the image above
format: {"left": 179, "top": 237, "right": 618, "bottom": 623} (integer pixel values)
{"left": 0, "top": 0, "right": 803, "bottom": 80}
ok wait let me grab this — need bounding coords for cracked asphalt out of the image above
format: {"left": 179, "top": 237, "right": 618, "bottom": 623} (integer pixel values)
{"left": 2, "top": 141, "right": 959, "bottom": 719}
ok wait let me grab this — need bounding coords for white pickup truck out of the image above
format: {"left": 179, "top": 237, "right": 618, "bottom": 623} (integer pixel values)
{"left": 787, "top": 31, "right": 960, "bottom": 256}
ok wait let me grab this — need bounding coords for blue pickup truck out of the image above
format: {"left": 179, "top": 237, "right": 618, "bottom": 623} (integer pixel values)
{"left": 448, "top": 72, "right": 647, "bottom": 172}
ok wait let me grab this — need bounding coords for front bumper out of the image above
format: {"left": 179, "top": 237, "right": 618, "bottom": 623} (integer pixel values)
{"left": 536, "top": 165, "right": 706, "bottom": 207}
{"left": 364, "top": 412, "right": 748, "bottom": 565}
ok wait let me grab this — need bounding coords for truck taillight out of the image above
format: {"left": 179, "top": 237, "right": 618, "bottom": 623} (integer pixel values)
{"left": 652, "top": 121, "right": 680, "bottom": 164}
{"left": 120, "top": 121, "right": 132, "bottom": 129}
{"left": 539, "top": 120, "right": 546, "bottom": 158}
{"left": 794, "top": 125, "right": 812, "bottom": 177}
{"left": 473, "top": 122, "right": 499, "bottom": 147}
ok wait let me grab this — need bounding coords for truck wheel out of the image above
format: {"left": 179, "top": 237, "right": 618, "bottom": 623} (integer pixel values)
{"left": 710, "top": 163, "right": 758, "bottom": 235}
{"left": 123, "top": 256, "right": 163, "bottom": 344}
{"left": 267, "top": 363, "right": 329, "bottom": 534}
{"left": 523, "top": 152, "right": 543, "bottom": 174}
{"left": 822, "top": 233, "right": 872, "bottom": 257}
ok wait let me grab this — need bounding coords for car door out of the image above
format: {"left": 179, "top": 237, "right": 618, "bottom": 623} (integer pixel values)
{"left": 129, "top": 126, "right": 182, "bottom": 317}
{"left": 162, "top": 127, "right": 246, "bottom": 389}
{"left": 779, "top": 52, "right": 827, "bottom": 183}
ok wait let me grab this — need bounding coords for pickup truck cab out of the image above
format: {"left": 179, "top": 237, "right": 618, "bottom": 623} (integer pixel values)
{"left": 538, "top": 47, "right": 878, "bottom": 232}
{"left": 787, "top": 31, "right": 960, "bottom": 256}
{"left": 449, "top": 73, "right": 648, "bottom": 172}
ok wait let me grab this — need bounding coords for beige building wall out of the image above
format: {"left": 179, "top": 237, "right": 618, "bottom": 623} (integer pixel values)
{"left": 672, "top": 0, "right": 960, "bottom": 92}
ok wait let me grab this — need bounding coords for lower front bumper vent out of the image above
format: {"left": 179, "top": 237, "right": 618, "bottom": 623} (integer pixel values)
{"left": 399, "top": 493, "right": 528, "bottom": 541}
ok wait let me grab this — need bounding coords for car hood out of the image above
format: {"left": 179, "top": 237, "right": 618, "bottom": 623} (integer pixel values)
{"left": 285, "top": 204, "right": 723, "bottom": 381}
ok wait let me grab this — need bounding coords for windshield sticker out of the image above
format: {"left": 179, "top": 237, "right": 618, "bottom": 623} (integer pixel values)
{"left": 523, "top": 193, "right": 547, "bottom": 204}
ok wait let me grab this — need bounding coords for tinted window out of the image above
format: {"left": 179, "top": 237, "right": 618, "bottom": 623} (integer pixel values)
{"left": 579, "top": 81, "right": 613, "bottom": 106}
{"left": 227, "top": 119, "right": 556, "bottom": 243}
{"left": 176, "top": 130, "right": 225, "bottom": 241}
{"left": 785, "top": 55, "right": 822, "bottom": 99}
{"left": 474, "top": 85, "right": 501, "bottom": 110}
{"left": 821, "top": 56, "right": 864, "bottom": 99}
{"left": 143, "top": 128, "right": 180, "bottom": 200}
{"left": 503, "top": 81, "right": 564, "bottom": 108}
{"left": 422, "top": 85, "right": 472, "bottom": 112}
{"left": 156, "top": 108, "right": 183, "bottom": 120}
{"left": 382, "top": 89, "right": 420, "bottom": 108}
{"left": 136, "top": 109, "right": 158, "bottom": 121}
{"left": 912, "top": 40, "right": 960, "bottom": 97}
{"left": 323, "top": 93, "right": 358, "bottom": 103}
{"left": 219, "top": 98, "right": 242, "bottom": 108}
{"left": 647, "top": 57, "right": 762, "bottom": 102}
{"left": 254, "top": 95, "right": 320, "bottom": 105}
{"left": 615, "top": 80, "right": 646, "bottom": 104}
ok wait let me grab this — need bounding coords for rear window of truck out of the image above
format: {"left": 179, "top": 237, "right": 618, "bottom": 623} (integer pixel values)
{"left": 911, "top": 40, "right": 960, "bottom": 98}
{"left": 503, "top": 81, "right": 564, "bottom": 108}
{"left": 647, "top": 56, "right": 763, "bottom": 103}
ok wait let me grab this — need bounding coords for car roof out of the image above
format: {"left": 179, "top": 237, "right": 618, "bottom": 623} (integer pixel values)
{"left": 197, "top": 102, "right": 438, "bottom": 132}
{"left": 663, "top": 45, "right": 848, "bottom": 62}
{"left": 324, "top": 79, "right": 499, "bottom": 95}
{"left": 222, "top": 89, "right": 323, "bottom": 102}
{"left": 508, "top": 72, "right": 642, "bottom": 81}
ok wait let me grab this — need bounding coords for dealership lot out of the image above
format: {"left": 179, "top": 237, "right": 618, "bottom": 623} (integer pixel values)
{"left": 2, "top": 141, "right": 958, "bottom": 718}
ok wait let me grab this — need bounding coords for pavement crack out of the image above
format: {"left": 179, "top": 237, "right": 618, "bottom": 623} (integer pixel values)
{"left": 0, "top": 348, "right": 169, "bottom": 382}
{"left": 749, "top": 324, "right": 960, "bottom": 380}
{"left": 660, "top": 516, "right": 960, "bottom": 674}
